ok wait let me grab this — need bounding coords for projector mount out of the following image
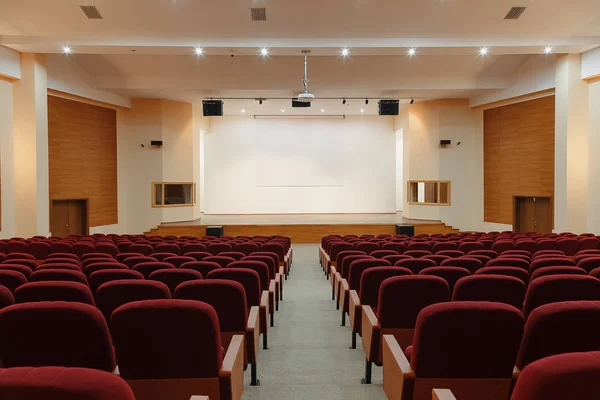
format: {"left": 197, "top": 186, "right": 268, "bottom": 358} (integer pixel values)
{"left": 297, "top": 50, "right": 314, "bottom": 102}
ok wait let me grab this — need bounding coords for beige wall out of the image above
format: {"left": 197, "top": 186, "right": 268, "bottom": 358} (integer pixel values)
{"left": 588, "top": 79, "right": 600, "bottom": 232}
{"left": 0, "top": 79, "right": 15, "bottom": 238}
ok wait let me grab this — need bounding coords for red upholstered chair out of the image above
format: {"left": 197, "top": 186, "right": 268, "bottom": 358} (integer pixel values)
{"left": 458, "top": 242, "right": 484, "bottom": 254}
{"left": 334, "top": 254, "right": 373, "bottom": 309}
{"left": 260, "top": 243, "right": 289, "bottom": 276}
{"left": 50, "top": 242, "right": 74, "bottom": 254}
{"left": 133, "top": 262, "right": 175, "bottom": 279}
{"left": 440, "top": 257, "right": 483, "bottom": 273}
{"left": 88, "top": 269, "right": 144, "bottom": 293}
{"left": 422, "top": 255, "right": 451, "bottom": 265}
{"left": 514, "top": 240, "right": 538, "bottom": 255}
{"left": 530, "top": 265, "right": 586, "bottom": 281}
{"left": 234, "top": 242, "right": 259, "bottom": 256}
{"left": 536, "top": 239, "right": 558, "bottom": 251}
{"left": 5, "top": 252, "right": 35, "bottom": 261}
{"left": 576, "top": 256, "right": 600, "bottom": 273}
{"left": 382, "top": 242, "right": 406, "bottom": 254}
{"left": 348, "top": 266, "right": 412, "bottom": 349}
{"left": 175, "top": 279, "right": 261, "bottom": 386}
{"left": 84, "top": 262, "right": 129, "bottom": 277}
{"left": 116, "top": 242, "right": 132, "bottom": 253}
{"left": 529, "top": 257, "right": 575, "bottom": 272}
{"left": 382, "top": 302, "right": 524, "bottom": 400}
{"left": 475, "top": 266, "right": 530, "bottom": 285}
{"left": 452, "top": 275, "right": 526, "bottom": 309}
{"left": 468, "top": 250, "right": 498, "bottom": 259}
{"left": 395, "top": 258, "right": 436, "bottom": 274}
{"left": 407, "top": 242, "right": 433, "bottom": 252}
{"left": 327, "top": 242, "right": 356, "bottom": 277}
{"left": 47, "top": 252, "right": 79, "bottom": 261}
{"left": 362, "top": 276, "right": 450, "bottom": 383}
{"left": 15, "top": 281, "right": 95, "bottom": 305}
{"left": 434, "top": 250, "right": 464, "bottom": 258}
{"left": 7, "top": 240, "right": 29, "bottom": 254}
{"left": 532, "top": 250, "right": 565, "bottom": 258}
{"left": 432, "top": 242, "right": 458, "bottom": 253}
{"left": 578, "top": 237, "right": 600, "bottom": 251}
{"left": 522, "top": 275, "right": 600, "bottom": 318}
{"left": 383, "top": 254, "right": 412, "bottom": 265}
{"left": 355, "top": 241, "right": 381, "bottom": 255}
{"left": 204, "top": 256, "right": 236, "bottom": 269}
{"left": 181, "top": 260, "right": 222, "bottom": 276}
{"left": 122, "top": 256, "right": 158, "bottom": 269}
{"left": 128, "top": 244, "right": 154, "bottom": 256}
{"left": 29, "top": 269, "right": 88, "bottom": 285}
{"left": 110, "top": 299, "right": 244, "bottom": 400}
{"left": 510, "top": 351, "right": 600, "bottom": 400}
{"left": 340, "top": 258, "right": 392, "bottom": 327}
{"left": 0, "top": 302, "right": 115, "bottom": 371}
{"left": 419, "top": 266, "right": 470, "bottom": 293}
{"left": 73, "top": 242, "right": 96, "bottom": 257}
{"left": 243, "top": 254, "right": 283, "bottom": 306}
{"left": 0, "top": 285, "right": 15, "bottom": 309}
{"left": 0, "top": 270, "right": 28, "bottom": 292}
{"left": 154, "top": 243, "right": 181, "bottom": 255}
{"left": 464, "top": 254, "right": 491, "bottom": 265}
{"left": 219, "top": 251, "right": 246, "bottom": 261}
{"left": 95, "top": 280, "right": 171, "bottom": 321}
{"left": 0, "top": 263, "right": 33, "bottom": 278}
{"left": 149, "top": 268, "right": 202, "bottom": 295}
{"left": 82, "top": 257, "right": 116, "bottom": 269}
{"left": 96, "top": 242, "right": 119, "bottom": 256}
{"left": 516, "top": 301, "right": 600, "bottom": 372}
{"left": 502, "top": 250, "right": 532, "bottom": 258}
{"left": 490, "top": 240, "right": 514, "bottom": 254}
{"left": 184, "top": 251, "right": 213, "bottom": 261}
{"left": 28, "top": 241, "right": 51, "bottom": 260}
{"left": 162, "top": 255, "right": 196, "bottom": 268}
{"left": 486, "top": 257, "right": 529, "bottom": 270}
{"left": 181, "top": 242, "right": 208, "bottom": 254}
{"left": 370, "top": 250, "right": 399, "bottom": 259}
{"left": 228, "top": 260, "right": 276, "bottom": 326}
{"left": 114, "top": 252, "right": 143, "bottom": 263}
{"left": 148, "top": 252, "right": 177, "bottom": 262}
{"left": 208, "top": 242, "right": 233, "bottom": 255}
{"left": 0, "top": 366, "right": 136, "bottom": 400}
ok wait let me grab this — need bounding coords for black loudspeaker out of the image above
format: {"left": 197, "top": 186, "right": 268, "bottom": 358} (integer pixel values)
{"left": 292, "top": 100, "right": 311, "bottom": 108}
{"left": 378, "top": 100, "right": 399, "bottom": 116}
{"left": 440, "top": 140, "right": 452, "bottom": 146}
{"left": 203, "top": 100, "right": 223, "bottom": 116}
{"left": 206, "top": 226, "right": 223, "bottom": 237}
{"left": 396, "top": 224, "right": 415, "bottom": 237}
{"left": 150, "top": 140, "right": 163, "bottom": 146}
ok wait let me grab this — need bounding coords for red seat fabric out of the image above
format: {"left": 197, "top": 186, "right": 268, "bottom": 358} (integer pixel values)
{"left": 203, "top": 255, "right": 236, "bottom": 269}
{"left": 348, "top": 259, "right": 392, "bottom": 291}
{"left": 111, "top": 299, "right": 223, "bottom": 379}
{"left": 395, "top": 258, "right": 437, "bottom": 274}
{"left": 207, "top": 268, "right": 261, "bottom": 308}
{"left": 530, "top": 257, "right": 576, "bottom": 272}
{"left": 7, "top": 241, "right": 29, "bottom": 254}
{"left": 0, "top": 285, "right": 15, "bottom": 309}
{"left": 88, "top": 269, "right": 144, "bottom": 293}
{"left": 0, "top": 301, "right": 115, "bottom": 371}
{"left": 381, "top": 242, "right": 406, "bottom": 254}
{"left": 359, "top": 266, "right": 412, "bottom": 309}
{"left": 175, "top": 279, "right": 248, "bottom": 332}
{"left": 511, "top": 351, "right": 600, "bottom": 400}
{"left": 530, "top": 266, "right": 586, "bottom": 281}
{"left": 491, "top": 240, "right": 514, "bottom": 254}
{"left": 183, "top": 251, "right": 213, "bottom": 261}
{"left": 452, "top": 275, "right": 526, "bottom": 309}
{"left": 0, "top": 263, "right": 33, "bottom": 278}
{"left": 47, "top": 253, "right": 80, "bottom": 261}
{"left": 578, "top": 237, "right": 600, "bottom": 251}
{"left": 84, "top": 262, "right": 129, "bottom": 276}
{"left": 180, "top": 261, "right": 222, "bottom": 277}
{"left": 28, "top": 242, "right": 52, "bottom": 260}
{"left": 127, "top": 244, "right": 154, "bottom": 256}
{"left": 419, "top": 266, "right": 471, "bottom": 292}
{"left": 95, "top": 280, "right": 171, "bottom": 321}
{"left": 207, "top": 242, "right": 233, "bottom": 255}
{"left": 410, "top": 302, "right": 524, "bottom": 378}
{"left": 407, "top": 242, "right": 433, "bottom": 252}
{"left": 432, "top": 242, "right": 458, "bottom": 253}
{"left": 468, "top": 250, "right": 498, "bottom": 259}
{"left": 154, "top": 243, "right": 181, "bottom": 255}
{"left": 50, "top": 242, "right": 74, "bottom": 254}
{"left": 0, "top": 366, "right": 135, "bottom": 400}
{"left": 475, "top": 266, "right": 530, "bottom": 285}
{"left": 96, "top": 243, "right": 119, "bottom": 256}
{"left": 486, "top": 257, "right": 530, "bottom": 270}
{"left": 577, "top": 257, "right": 600, "bottom": 273}
{"left": 0, "top": 270, "right": 28, "bottom": 292}
{"left": 458, "top": 242, "right": 484, "bottom": 253}
{"left": 242, "top": 255, "right": 277, "bottom": 279}
{"left": 114, "top": 253, "right": 143, "bottom": 263}
{"left": 4, "top": 258, "right": 38, "bottom": 270}
{"left": 122, "top": 256, "right": 158, "bottom": 269}
{"left": 440, "top": 257, "right": 483, "bottom": 273}
{"left": 522, "top": 275, "right": 600, "bottom": 318}
{"left": 149, "top": 268, "right": 203, "bottom": 295}
{"left": 354, "top": 242, "right": 381, "bottom": 254}
{"left": 29, "top": 269, "right": 88, "bottom": 285}
{"left": 73, "top": 242, "right": 96, "bottom": 257}
{"left": 218, "top": 251, "right": 246, "bottom": 261}
{"left": 161, "top": 256, "right": 196, "bottom": 268}
{"left": 404, "top": 250, "right": 433, "bottom": 258}
{"left": 181, "top": 243, "right": 208, "bottom": 254}
{"left": 370, "top": 250, "right": 398, "bottom": 259}
{"left": 148, "top": 252, "right": 177, "bottom": 262}
{"left": 422, "top": 255, "right": 451, "bottom": 265}
{"left": 383, "top": 254, "right": 413, "bottom": 265}
{"left": 514, "top": 241, "right": 538, "bottom": 255}
{"left": 14, "top": 281, "right": 95, "bottom": 305}
{"left": 556, "top": 238, "right": 579, "bottom": 256}
{"left": 228, "top": 260, "right": 270, "bottom": 292}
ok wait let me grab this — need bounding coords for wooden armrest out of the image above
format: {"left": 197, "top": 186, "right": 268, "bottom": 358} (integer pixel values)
{"left": 279, "top": 266, "right": 284, "bottom": 276}
{"left": 341, "top": 278, "right": 349, "bottom": 291}
{"left": 433, "top": 389, "right": 457, "bottom": 400}
{"left": 363, "top": 305, "right": 380, "bottom": 328}
{"left": 325, "top": 254, "right": 331, "bottom": 262}
{"left": 269, "top": 279, "right": 276, "bottom": 294}
{"left": 383, "top": 334, "right": 414, "bottom": 400}
{"left": 247, "top": 306, "right": 259, "bottom": 330}
{"left": 383, "top": 335, "right": 413, "bottom": 376}
{"left": 349, "top": 290, "right": 361, "bottom": 330}
{"left": 190, "top": 396, "right": 209, "bottom": 400}
{"left": 219, "top": 335, "right": 244, "bottom": 400}
{"left": 513, "top": 365, "right": 521, "bottom": 379}
{"left": 261, "top": 290, "right": 269, "bottom": 312}
{"left": 362, "top": 305, "right": 380, "bottom": 362}
{"left": 246, "top": 306, "right": 260, "bottom": 360}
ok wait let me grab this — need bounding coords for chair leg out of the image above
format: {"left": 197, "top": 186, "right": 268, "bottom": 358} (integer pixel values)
{"left": 351, "top": 332, "right": 356, "bottom": 349}
{"left": 263, "top": 331, "right": 268, "bottom": 350}
{"left": 341, "top": 311, "right": 346, "bottom": 327}
{"left": 251, "top": 362, "right": 261, "bottom": 386}
{"left": 336, "top": 297, "right": 340, "bottom": 310}
{"left": 361, "top": 358, "right": 372, "bottom": 384}
{"left": 331, "top": 284, "right": 335, "bottom": 300}
{"left": 270, "top": 312, "right": 274, "bottom": 327}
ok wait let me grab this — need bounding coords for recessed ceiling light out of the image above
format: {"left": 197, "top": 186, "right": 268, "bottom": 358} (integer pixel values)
{"left": 281, "top": 109, "right": 285, "bottom": 113}
{"left": 360, "top": 108, "right": 365, "bottom": 113}
{"left": 260, "top": 47, "right": 269, "bottom": 56}
{"left": 407, "top": 48, "right": 417, "bottom": 57}
{"left": 241, "top": 109, "right": 246, "bottom": 113}
{"left": 321, "top": 109, "right": 325, "bottom": 112}
{"left": 544, "top": 46, "right": 553, "bottom": 54}
{"left": 194, "top": 47, "right": 203, "bottom": 56}
{"left": 479, "top": 47, "right": 489, "bottom": 56}
{"left": 62, "top": 45, "right": 72, "bottom": 54}
{"left": 341, "top": 48, "right": 350, "bottom": 57}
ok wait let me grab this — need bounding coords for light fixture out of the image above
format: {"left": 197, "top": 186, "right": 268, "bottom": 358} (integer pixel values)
{"left": 260, "top": 47, "right": 269, "bottom": 56}
{"left": 544, "top": 46, "right": 553, "bottom": 54}
{"left": 342, "top": 98, "right": 346, "bottom": 105}
{"left": 360, "top": 108, "right": 365, "bottom": 113}
{"left": 341, "top": 48, "right": 350, "bottom": 57}
{"left": 365, "top": 99, "right": 369, "bottom": 105}
{"left": 62, "top": 45, "right": 72, "bottom": 54}
{"left": 194, "top": 47, "right": 203, "bottom": 56}
{"left": 479, "top": 47, "right": 489, "bottom": 56}
{"left": 321, "top": 109, "right": 325, "bottom": 113}
{"left": 259, "top": 99, "right": 263, "bottom": 105}
{"left": 407, "top": 48, "right": 417, "bottom": 57}
{"left": 241, "top": 109, "right": 246, "bottom": 113}
{"left": 281, "top": 109, "right": 285, "bottom": 113}
{"left": 410, "top": 98, "right": 415, "bottom": 104}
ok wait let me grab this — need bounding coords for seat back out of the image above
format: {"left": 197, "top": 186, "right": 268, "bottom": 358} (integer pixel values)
{"left": 530, "top": 257, "right": 576, "bottom": 272}
{"left": 530, "top": 266, "right": 586, "bottom": 281}
{"left": 29, "top": 269, "right": 87, "bottom": 285}
{"left": 0, "top": 285, "right": 15, "bottom": 309}
{"left": 348, "top": 259, "right": 392, "bottom": 291}
{"left": 395, "top": 258, "right": 436, "bottom": 274}
{"left": 228, "top": 260, "right": 269, "bottom": 292}
{"left": 204, "top": 255, "right": 236, "bottom": 268}
{"left": 88, "top": 269, "right": 144, "bottom": 293}
{"left": 95, "top": 280, "right": 171, "bottom": 321}
{"left": 15, "top": 281, "right": 95, "bottom": 305}
{"left": 523, "top": 275, "right": 600, "bottom": 318}
{"left": 475, "top": 266, "right": 530, "bottom": 285}
{"left": 452, "top": 275, "right": 526, "bottom": 309}
{"left": 441, "top": 257, "right": 484, "bottom": 273}
{"left": 0, "top": 270, "right": 28, "bottom": 292}
{"left": 486, "top": 257, "right": 529, "bottom": 270}
{"left": 207, "top": 268, "right": 261, "bottom": 308}
{"left": 149, "top": 269, "right": 203, "bottom": 295}
{"left": 419, "top": 266, "right": 471, "bottom": 292}
{"left": 359, "top": 267, "right": 411, "bottom": 308}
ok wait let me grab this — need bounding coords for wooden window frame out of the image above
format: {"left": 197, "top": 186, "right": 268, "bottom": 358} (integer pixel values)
{"left": 407, "top": 180, "right": 451, "bottom": 206}
{"left": 152, "top": 182, "right": 196, "bottom": 208}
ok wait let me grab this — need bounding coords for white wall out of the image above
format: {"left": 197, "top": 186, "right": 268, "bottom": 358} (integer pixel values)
{"left": 204, "top": 116, "right": 396, "bottom": 214}
{"left": 587, "top": 80, "right": 600, "bottom": 233}
{"left": 395, "top": 128, "right": 403, "bottom": 212}
{"left": 582, "top": 47, "right": 600, "bottom": 80}
{"left": 0, "top": 80, "right": 15, "bottom": 238}
{"left": 0, "top": 46, "right": 20, "bottom": 80}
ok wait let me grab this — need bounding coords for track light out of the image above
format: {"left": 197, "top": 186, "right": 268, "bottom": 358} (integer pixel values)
{"left": 260, "top": 47, "right": 269, "bottom": 56}
{"left": 258, "top": 99, "right": 263, "bottom": 105}
{"left": 194, "top": 47, "right": 203, "bottom": 56}
{"left": 410, "top": 98, "right": 415, "bottom": 104}
{"left": 341, "top": 48, "right": 350, "bottom": 57}
{"left": 407, "top": 48, "right": 416, "bottom": 57}
{"left": 479, "top": 47, "right": 489, "bottom": 56}
{"left": 360, "top": 108, "right": 365, "bottom": 113}
{"left": 62, "top": 45, "right": 72, "bottom": 54}
{"left": 365, "top": 99, "right": 369, "bottom": 105}
{"left": 343, "top": 99, "right": 346, "bottom": 105}
{"left": 544, "top": 46, "right": 553, "bottom": 54}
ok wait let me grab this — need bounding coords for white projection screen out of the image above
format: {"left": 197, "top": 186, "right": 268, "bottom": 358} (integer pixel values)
{"left": 254, "top": 118, "right": 345, "bottom": 187}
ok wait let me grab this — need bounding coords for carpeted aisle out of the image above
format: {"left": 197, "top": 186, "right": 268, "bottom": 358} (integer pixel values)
{"left": 242, "top": 244, "right": 387, "bottom": 400}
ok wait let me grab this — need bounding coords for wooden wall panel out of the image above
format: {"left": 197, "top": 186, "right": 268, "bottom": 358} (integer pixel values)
{"left": 48, "top": 96, "right": 118, "bottom": 227}
{"left": 484, "top": 96, "right": 555, "bottom": 224}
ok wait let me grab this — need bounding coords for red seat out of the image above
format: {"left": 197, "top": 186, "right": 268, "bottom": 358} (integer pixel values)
{"left": 162, "top": 255, "right": 196, "bottom": 268}
{"left": 433, "top": 250, "right": 463, "bottom": 258}
{"left": 183, "top": 251, "right": 213, "bottom": 261}
{"left": 440, "top": 257, "right": 483, "bottom": 273}
{"left": 419, "top": 266, "right": 470, "bottom": 292}
{"left": 0, "top": 270, "right": 28, "bottom": 292}
{"left": 47, "top": 252, "right": 80, "bottom": 261}
{"left": 149, "top": 268, "right": 202, "bottom": 295}
{"left": 530, "top": 257, "right": 575, "bottom": 272}
{"left": 458, "top": 242, "right": 484, "bottom": 253}
{"left": 84, "top": 262, "right": 129, "bottom": 276}
{"left": 132, "top": 262, "right": 174, "bottom": 279}
{"left": 114, "top": 252, "right": 144, "bottom": 263}
{"left": 486, "top": 257, "right": 529, "bottom": 270}
{"left": 381, "top": 242, "right": 406, "bottom": 254}
{"left": 181, "top": 242, "right": 208, "bottom": 254}
{"left": 234, "top": 242, "right": 259, "bottom": 256}
{"left": 96, "top": 243, "right": 119, "bottom": 256}
{"left": 468, "top": 250, "right": 498, "bottom": 259}
{"left": 0, "top": 366, "right": 136, "bottom": 400}
{"left": 530, "top": 265, "right": 586, "bottom": 281}
{"left": 422, "top": 254, "right": 451, "bottom": 265}
{"left": 0, "top": 285, "right": 15, "bottom": 309}
{"left": 180, "top": 261, "right": 222, "bottom": 276}
{"left": 204, "top": 255, "right": 236, "bottom": 268}
{"left": 95, "top": 280, "right": 171, "bottom": 321}
{"left": 0, "top": 263, "right": 33, "bottom": 278}
{"left": 88, "top": 269, "right": 144, "bottom": 293}
{"left": 370, "top": 250, "right": 398, "bottom": 259}
{"left": 491, "top": 240, "right": 514, "bottom": 254}
{"left": 73, "top": 242, "right": 96, "bottom": 257}
{"left": 29, "top": 268, "right": 88, "bottom": 285}
{"left": 0, "top": 301, "right": 115, "bottom": 371}
{"left": 218, "top": 251, "right": 246, "bottom": 261}
{"left": 577, "top": 256, "right": 600, "bottom": 273}
{"left": 207, "top": 242, "right": 233, "bottom": 255}
{"left": 28, "top": 241, "right": 52, "bottom": 260}
{"left": 475, "top": 266, "right": 530, "bottom": 285}
{"left": 395, "top": 258, "right": 436, "bottom": 274}
{"left": 355, "top": 241, "right": 381, "bottom": 254}
{"left": 127, "top": 244, "right": 154, "bottom": 256}
{"left": 452, "top": 275, "right": 526, "bottom": 309}
{"left": 432, "top": 242, "right": 458, "bottom": 253}
{"left": 15, "top": 281, "right": 94, "bottom": 305}
{"left": 154, "top": 243, "right": 181, "bottom": 255}
{"left": 148, "top": 252, "right": 177, "bottom": 262}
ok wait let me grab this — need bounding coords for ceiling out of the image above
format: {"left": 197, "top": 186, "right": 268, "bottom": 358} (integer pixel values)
{"left": 2, "top": 0, "right": 599, "bottom": 113}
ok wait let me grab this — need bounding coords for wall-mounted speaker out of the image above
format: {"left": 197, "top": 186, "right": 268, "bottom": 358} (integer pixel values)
{"left": 150, "top": 140, "right": 163, "bottom": 146}
{"left": 203, "top": 100, "right": 223, "bottom": 116}
{"left": 378, "top": 100, "right": 399, "bottom": 116}
{"left": 206, "top": 225, "right": 223, "bottom": 237}
{"left": 292, "top": 100, "right": 311, "bottom": 108}
{"left": 396, "top": 224, "right": 415, "bottom": 237}
{"left": 440, "top": 140, "right": 452, "bottom": 146}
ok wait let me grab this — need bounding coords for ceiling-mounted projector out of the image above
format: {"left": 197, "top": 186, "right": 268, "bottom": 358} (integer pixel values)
{"left": 297, "top": 92, "right": 314, "bottom": 102}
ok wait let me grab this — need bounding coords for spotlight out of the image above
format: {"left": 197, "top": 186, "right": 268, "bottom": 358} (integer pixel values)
{"left": 360, "top": 108, "right": 365, "bottom": 113}
{"left": 62, "top": 45, "right": 72, "bottom": 54}
{"left": 341, "top": 48, "right": 350, "bottom": 57}
{"left": 343, "top": 99, "right": 346, "bottom": 105}
{"left": 241, "top": 109, "right": 246, "bottom": 113}
{"left": 407, "top": 48, "right": 416, "bottom": 57}
{"left": 260, "top": 47, "right": 269, "bottom": 56}
{"left": 259, "top": 99, "right": 263, "bottom": 105}
{"left": 281, "top": 109, "right": 285, "bottom": 113}
{"left": 544, "top": 46, "right": 553, "bottom": 54}
{"left": 410, "top": 98, "right": 415, "bottom": 104}
{"left": 479, "top": 47, "right": 489, "bottom": 56}
{"left": 365, "top": 99, "right": 369, "bottom": 105}
{"left": 321, "top": 109, "right": 325, "bottom": 113}
{"left": 194, "top": 47, "right": 203, "bottom": 56}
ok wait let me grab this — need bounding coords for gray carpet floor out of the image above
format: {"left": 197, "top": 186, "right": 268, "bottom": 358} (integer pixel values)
{"left": 242, "top": 244, "right": 387, "bottom": 400}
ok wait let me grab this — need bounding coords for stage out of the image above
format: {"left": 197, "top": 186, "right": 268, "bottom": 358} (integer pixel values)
{"left": 146, "top": 213, "right": 459, "bottom": 243}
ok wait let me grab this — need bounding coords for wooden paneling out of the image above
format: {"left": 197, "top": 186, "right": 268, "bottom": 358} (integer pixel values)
{"left": 484, "top": 96, "right": 555, "bottom": 225}
{"left": 48, "top": 95, "right": 118, "bottom": 227}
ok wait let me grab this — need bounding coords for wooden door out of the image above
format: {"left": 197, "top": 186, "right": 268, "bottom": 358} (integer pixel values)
{"left": 51, "top": 200, "right": 88, "bottom": 236}
{"left": 534, "top": 197, "right": 553, "bottom": 234}
{"left": 514, "top": 197, "right": 536, "bottom": 232}
{"left": 51, "top": 201, "right": 70, "bottom": 237}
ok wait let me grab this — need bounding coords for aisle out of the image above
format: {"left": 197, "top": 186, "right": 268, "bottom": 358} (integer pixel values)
{"left": 242, "top": 244, "right": 387, "bottom": 400}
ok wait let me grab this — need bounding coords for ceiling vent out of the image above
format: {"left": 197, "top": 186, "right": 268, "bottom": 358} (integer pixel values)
{"left": 251, "top": 7, "right": 267, "bottom": 21}
{"left": 504, "top": 6, "right": 527, "bottom": 20}
{"left": 80, "top": 5, "right": 103, "bottom": 19}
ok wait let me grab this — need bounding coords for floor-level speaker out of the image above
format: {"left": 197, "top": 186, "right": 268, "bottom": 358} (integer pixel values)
{"left": 396, "top": 224, "right": 415, "bottom": 237}
{"left": 206, "top": 226, "right": 223, "bottom": 237}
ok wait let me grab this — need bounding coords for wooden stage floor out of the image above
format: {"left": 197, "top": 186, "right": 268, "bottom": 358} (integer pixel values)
{"left": 147, "top": 214, "right": 459, "bottom": 243}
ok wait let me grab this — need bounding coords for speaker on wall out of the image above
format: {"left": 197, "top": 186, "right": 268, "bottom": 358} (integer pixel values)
{"left": 378, "top": 100, "right": 400, "bottom": 116}
{"left": 150, "top": 140, "right": 163, "bottom": 146}
{"left": 203, "top": 100, "right": 224, "bottom": 116}
{"left": 206, "top": 226, "right": 223, "bottom": 237}
{"left": 396, "top": 224, "right": 415, "bottom": 237}
{"left": 292, "top": 100, "right": 311, "bottom": 108}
